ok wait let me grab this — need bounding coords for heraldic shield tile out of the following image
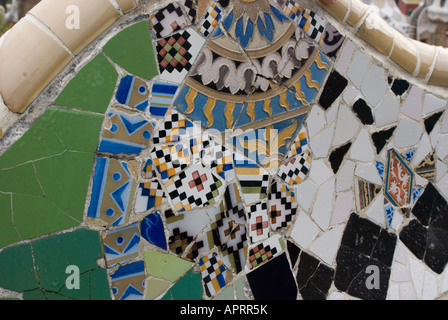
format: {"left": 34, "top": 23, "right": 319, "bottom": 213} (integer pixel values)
{"left": 384, "top": 149, "right": 414, "bottom": 208}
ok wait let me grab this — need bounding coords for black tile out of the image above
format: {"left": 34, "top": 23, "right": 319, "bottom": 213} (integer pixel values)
{"left": 318, "top": 70, "right": 348, "bottom": 110}
{"left": 371, "top": 127, "right": 396, "bottom": 154}
{"left": 247, "top": 253, "right": 298, "bottom": 300}
{"left": 389, "top": 78, "right": 410, "bottom": 96}
{"left": 341, "top": 213, "right": 381, "bottom": 257}
{"left": 411, "top": 183, "right": 447, "bottom": 226}
{"left": 346, "top": 259, "right": 391, "bottom": 300}
{"left": 425, "top": 227, "right": 448, "bottom": 274}
{"left": 424, "top": 111, "right": 443, "bottom": 135}
{"left": 311, "top": 263, "right": 334, "bottom": 294}
{"left": 286, "top": 240, "right": 301, "bottom": 268}
{"left": 296, "top": 251, "right": 319, "bottom": 289}
{"left": 371, "top": 229, "right": 397, "bottom": 267}
{"left": 299, "top": 283, "right": 326, "bottom": 300}
{"left": 399, "top": 219, "right": 428, "bottom": 260}
{"left": 329, "top": 142, "right": 352, "bottom": 174}
{"left": 334, "top": 245, "right": 371, "bottom": 292}
{"left": 352, "top": 99, "right": 374, "bottom": 125}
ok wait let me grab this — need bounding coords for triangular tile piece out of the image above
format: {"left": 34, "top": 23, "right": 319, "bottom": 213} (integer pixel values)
{"left": 354, "top": 178, "right": 382, "bottom": 211}
{"left": 415, "top": 153, "right": 436, "bottom": 182}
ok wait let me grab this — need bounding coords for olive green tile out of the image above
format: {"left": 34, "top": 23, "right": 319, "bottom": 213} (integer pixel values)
{"left": 213, "top": 285, "right": 235, "bottom": 300}
{"left": 0, "top": 193, "right": 21, "bottom": 248}
{"left": 143, "top": 251, "right": 194, "bottom": 282}
{"left": 103, "top": 21, "right": 158, "bottom": 80}
{"left": 144, "top": 277, "right": 171, "bottom": 300}
{"left": 161, "top": 269, "right": 203, "bottom": 300}
{"left": 235, "top": 276, "right": 247, "bottom": 300}
{"left": 0, "top": 243, "right": 38, "bottom": 292}
{"left": 32, "top": 229, "right": 104, "bottom": 292}
{"left": 54, "top": 54, "right": 118, "bottom": 113}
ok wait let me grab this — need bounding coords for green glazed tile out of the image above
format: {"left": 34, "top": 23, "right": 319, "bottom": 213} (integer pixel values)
{"left": 88, "top": 268, "right": 112, "bottom": 300}
{"left": 12, "top": 194, "right": 77, "bottom": 240}
{"left": 0, "top": 243, "right": 38, "bottom": 292}
{"left": 161, "top": 269, "right": 203, "bottom": 300}
{"left": 33, "top": 151, "right": 95, "bottom": 222}
{"left": 0, "top": 107, "right": 103, "bottom": 245}
{"left": 0, "top": 163, "right": 44, "bottom": 196}
{"left": 235, "top": 277, "right": 247, "bottom": 300}
{"left": 54, "top": 54, "right": 118, "bottom": 113}
{"left": 32, "top": 229, "right": 104, "bottom": 293}
{"left": 0, "top": 193, "right": 21, "bottom": 248}
{"left": 143, "top": 251, "right": 193, "bottom": 282}
{"left": 103, "top": 21, "right": 158, "bottom": 80}
{"left": 22, "top": 289, "right": 47, "bottom": 300}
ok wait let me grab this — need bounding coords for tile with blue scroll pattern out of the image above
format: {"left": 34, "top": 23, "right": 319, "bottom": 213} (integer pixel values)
{"left": 140, "top": 212, "right": 167, "bottom": 250}
{"left": 87, "top": 157, "right": 137, "bottom": 226}
{"left": 110, "top": 261, "right": 146, "bottom": 300}
{"left": 103, "top": 222, "right": 140, "bottom": 267}
{"left": 98, "top": 109, "right": 153, "bottom": 156}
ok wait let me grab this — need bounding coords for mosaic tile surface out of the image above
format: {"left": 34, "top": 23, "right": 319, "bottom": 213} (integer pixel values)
{"left": 1, "top": 0, "right": 448, "bottom": 301}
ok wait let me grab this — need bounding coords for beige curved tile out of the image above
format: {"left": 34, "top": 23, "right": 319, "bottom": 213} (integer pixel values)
{"left": 116, "top": 0, "right": 138, "bottom": 13}
{"left": 0, "top": 18, "right": 72, "bottom": 113}
{"left": 318, "top": 0, "right": 448, "bottom": 87}
{"left": 28, "top": 0, "right": 120, "bottom": 55}
{"left": 428, "top": 48, "right": 448, "bottom": 87}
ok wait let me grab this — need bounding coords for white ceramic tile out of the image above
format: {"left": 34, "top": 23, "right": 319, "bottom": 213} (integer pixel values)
{"left": 410, "top": 257, "right": 425, "bottom": 299}
{"left": 436, "top": 133, "right": 448, "bottom": 160}
{"left": 422, "top": 93, "right": 447, "bottom": 117}
{"left": 441, "top": 268, "right": 448, "bottom": 295}
{"left": 395, "top": 241, "right": 409, "bottom": 265}
{"left": 309, "top": 123, "right": 334, "bottom": 158}
{"left": 330, "top": 191, "right": 353, "bottom": 226}
{"left": 346, "top": 50, "right": 370, "bottom": 88}
{"left": 290, "top": 210, "right": 320, "bottom": 249}
{"left": 343, "top": 85, "right": 358, "bottom": 105}
{"left": 364, "top": 193, "right": 386, "bottom": 227}
{"left": 399, "top": 282, "right": 417, "bottom": 300}
{"left": 430, "top": 121, "right": 441, "bottom": 149}
{"left": 311, "top": 177, "right": 335, "bottom": 231}
{"left": 422, "top": 271, "right": 438, "bottom": 300}
{"left": 326, "top": 99, "right": 340, "bottom": 125}
{"left": 361, "top": 64, "right": 387, "bottom": 107}
{"left": 354, "top": 163, "right": 383, "bottom": 185}
{"left": 394, "top": 118, "right": 424, "bottom": 149}
{"left": 387, "top": 283, "right": 400, "bottom": 300}
{"left": 375, "top": 92, "right": 399, "bottom": 127}
{"left": 295, "top": 180, "right": 318, "bottom": 212}
{"left": 440, "top": 112, "right": 448, "bottom": 134}
{"left": 391, "top": 262, "right": 410, "bottom": 282}
{"left": 390, "top": 209, "right": 404, "bottom": 231}
{"left": 411, "top": 132, "right": 432, "bottom": 167}
{"left": 308, "top": 159, "right": 334, "bottom": 186}
{"left": 336, "top": 39, "right": 355, "bottom": 74}
{"left": 333, "top": 104, "right": 360, "bottom": 147}
{"left": 436, "top": 159, "right": 448, "bottom": 182}
{"left": 336, "top": 159, "right": 356, "bottom": 192}
{"left": 350, "top": 128, "right": 375, "bottom": 162}
{"left": 309, "top": 223, "right": 345, "bottom": 266}
{"left": 436, "top": 172, "right": 448, "bottom": 199}
{"left": 400, "top": 85, "right": 423, "bottom": 121}
{"left": 306, "top": 105, "right": 327, "bottom": 138}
